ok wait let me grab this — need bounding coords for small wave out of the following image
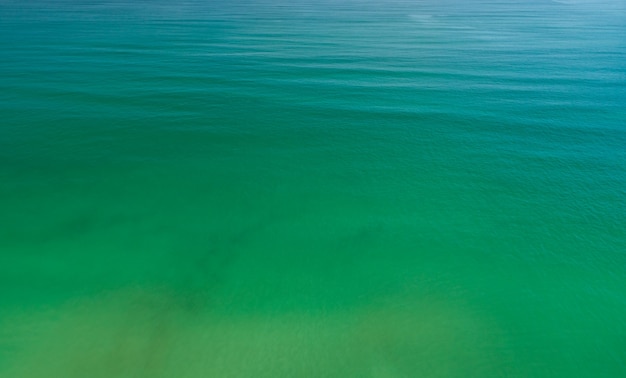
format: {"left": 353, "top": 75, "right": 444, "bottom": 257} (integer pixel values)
{"left": 408, "top": 14, "right": 435, "bottom": 24}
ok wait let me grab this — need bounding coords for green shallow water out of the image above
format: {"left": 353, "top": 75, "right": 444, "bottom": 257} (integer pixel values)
{"left": 1, "top": 0, "right": 625, "bottom": 376}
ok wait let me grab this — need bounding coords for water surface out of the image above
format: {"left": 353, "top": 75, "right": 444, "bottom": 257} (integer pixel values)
{"left": 1, "top": 0, "right": 625, "bottom": 376}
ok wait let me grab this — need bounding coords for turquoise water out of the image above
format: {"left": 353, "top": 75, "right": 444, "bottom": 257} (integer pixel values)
{"left": 1, "top": 0, "right": 625, "bottom": 376}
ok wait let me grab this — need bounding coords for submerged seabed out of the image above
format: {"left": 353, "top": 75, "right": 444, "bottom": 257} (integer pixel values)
{"left": 1, "top": 0, "right": 625, "bottom": 376}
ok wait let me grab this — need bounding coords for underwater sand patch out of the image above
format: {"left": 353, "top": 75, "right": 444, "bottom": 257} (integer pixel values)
{"left": 1, "top": 286, "right": 516, "bottom": 378}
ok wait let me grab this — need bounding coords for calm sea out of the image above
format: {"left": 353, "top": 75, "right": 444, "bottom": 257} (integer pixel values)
{"left": 1, "top": 0, "right": 625, "bottom": 376}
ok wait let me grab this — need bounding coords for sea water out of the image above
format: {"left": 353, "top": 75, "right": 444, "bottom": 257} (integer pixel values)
{"left": 1, "top": 0, "right": 625, "bottom": 376}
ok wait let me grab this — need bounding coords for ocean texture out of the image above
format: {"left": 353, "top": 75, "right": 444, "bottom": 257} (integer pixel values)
{"left": 1, "top": 0, "right": 625, "bottom": 376}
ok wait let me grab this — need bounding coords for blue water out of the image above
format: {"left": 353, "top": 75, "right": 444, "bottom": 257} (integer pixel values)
{"left": 1, "top": 0, "right": 626, "bottom": 376}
